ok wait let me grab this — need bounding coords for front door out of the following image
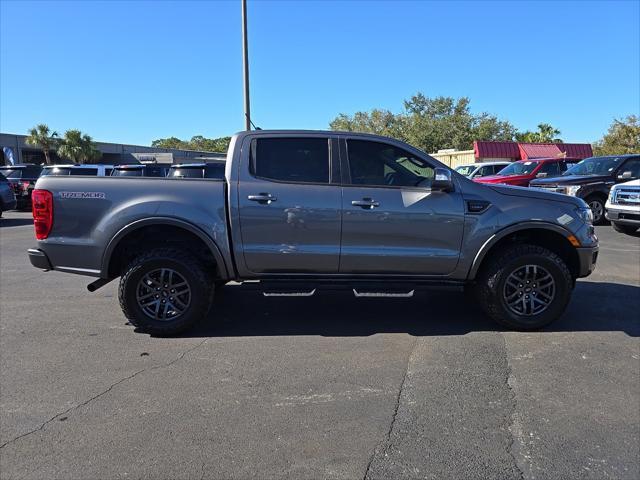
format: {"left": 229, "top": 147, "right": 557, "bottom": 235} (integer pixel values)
{"left": 237, "top": 136, "right": 342, "bottom": 274}
{"left": 339, "top": 138, "right": 465, "bottom": 275}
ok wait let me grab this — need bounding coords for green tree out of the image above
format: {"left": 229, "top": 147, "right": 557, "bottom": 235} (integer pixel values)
{"left": 329, "top": 93, "right": 517, "bottom": 153}
{"left": 152, "top": 135, "right": 231, "bottom": 153}
{"left": 515, "top": 123, "right": 562, "bottom": 143}
{"left": 57, "top": 130, "right": 102, "bottom": 164}
{"left": 593, "top": 116, "right": 640, "bottom": 156}
{"left": 25, "top": 124, "right": 58, "bottom": 165}
{"left": 151, "top": 136, "right": 188, "bottom": 149}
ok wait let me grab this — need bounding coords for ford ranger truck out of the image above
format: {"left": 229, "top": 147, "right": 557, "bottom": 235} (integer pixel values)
{"left": 27, "top": 131, "right": 599, "bottom": 336}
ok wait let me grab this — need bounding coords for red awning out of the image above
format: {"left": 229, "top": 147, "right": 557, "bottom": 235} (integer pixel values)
{"left": 518, "top": 143, "right": 563, "bottom": 159}
{"left": 518, "top": 143, "right": 593, "bottom": 160}
{"left": 474, "top": 141, "right": 520, "bottom": 160}
{"left": 475, "top": 141, "right": 593, "bottom": 160}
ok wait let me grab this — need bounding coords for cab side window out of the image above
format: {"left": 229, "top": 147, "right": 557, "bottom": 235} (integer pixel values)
{"left": 346, "top": 140, "right": 434, "bottom": 187}
{"left": 538, "top": 162, "right": 561, "bottom": 176}
{"left": 251, "top": 137, "right": 329, "bottom": 184}
{"left": 619, "top": 158, "right": 640, "bottom": 179}
{"left": 477, "top": 165, "right": 494, "bottom": 177}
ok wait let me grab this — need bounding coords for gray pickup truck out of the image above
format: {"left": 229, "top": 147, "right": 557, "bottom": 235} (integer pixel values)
{"left": 28, "top": 130, "right": 599, "bottom": 335}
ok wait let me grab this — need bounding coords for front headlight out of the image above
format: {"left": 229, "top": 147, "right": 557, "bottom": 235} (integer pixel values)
{"left": 565, "top": 185, "right": 581, "bottom": 196}
{"left": 576, "top": 206, "right": 593, "bottom": 225}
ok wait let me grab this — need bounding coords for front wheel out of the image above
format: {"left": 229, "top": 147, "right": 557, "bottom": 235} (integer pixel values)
{"left": 474, "top": 244, "right": 573, "bottom": 330}
{"left": 585, "top": 196, "right": 607, "bottom": 225}
{"left": 612, "top": 222, "right": 638, "bottom": 235}
{"left": 118, "top": 248, "right": 214, "bottom": 336}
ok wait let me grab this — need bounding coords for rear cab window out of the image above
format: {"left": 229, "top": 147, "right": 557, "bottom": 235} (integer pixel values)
{"left": 69, "top": 168, "right": 98, "bottom": 176}
{"left": 41, "top": 167, "right": 70, "bottom": 176}
{"left": 250, "top": 137, "right": 330, "bottom": 184}
{"left": 169, "top": 166, "right": 205, "bottom": 178}
{"left": 112, "top": 168, "right": 144, "bottom": 177}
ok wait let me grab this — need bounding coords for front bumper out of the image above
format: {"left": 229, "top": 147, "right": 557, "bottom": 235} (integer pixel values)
{"left": 605, "top": 207, "right": 640, "bottom": 226}
{"left": 576, "top": 246, "right": 598, "bottom": 278}
{"left": 28, "top": 248, "right": 52, "bottom": 271}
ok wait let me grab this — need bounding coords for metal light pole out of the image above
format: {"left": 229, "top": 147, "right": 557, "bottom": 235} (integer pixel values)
{"left": 241, "top": 0, "right": 251, "bottom": 131}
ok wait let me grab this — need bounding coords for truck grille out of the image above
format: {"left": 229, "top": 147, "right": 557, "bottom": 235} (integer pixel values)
{"left": 614, "top": 188, "right": 640, "bottom": 205}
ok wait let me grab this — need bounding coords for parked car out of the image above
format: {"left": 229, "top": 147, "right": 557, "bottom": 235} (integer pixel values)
{"left": 0, "top": 164, "right": 43, "bottom": 209}
{"left": 40, "top": 164, "right": 114, "bottom": 177}
{"left": 605, "top": 179, "right": 640, "bottom": 234}
{"left": 167, "top": 162, "right": 226, "bottom": 179}
{"left": 455, "top": 161, "right": 511, "bottom": 179}
{"left": 530, "top": 154, "right": 640, "bottom": 224}
{"left": 111, "top": 164, "right": 171, "bottom": 177}
{"left": 0, "top": 172, "right": 17, "bottom": 216}
{"left": 473, "top": 157, "right": 581, "bottom": 187}
{"left": 28, "top": 130, "right": 598, "bottom": 336}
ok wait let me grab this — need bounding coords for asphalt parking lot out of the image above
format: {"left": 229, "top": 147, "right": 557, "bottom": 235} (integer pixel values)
{"left": 1, "top": 210, "right": 638, "bottom": 480}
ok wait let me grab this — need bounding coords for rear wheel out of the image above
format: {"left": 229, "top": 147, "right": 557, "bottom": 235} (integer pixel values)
{"left": 612, "top": 222, "right": 638, "bottom": 235}
{"left": 118, "top": 248, "right": 214, "bottom": 336}
{"left": 585, "top": 195, "right": 606, "bottom": 225}
{"left": 474, "top": 244, "right": 573, "bottom": 330}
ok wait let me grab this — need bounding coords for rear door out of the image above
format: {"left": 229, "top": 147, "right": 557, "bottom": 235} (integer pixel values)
{"left": 339, "top": 138, "right": 465, "bottom": 275}
{"left": 237, "top": 135, "right": 342, "bottom": 274}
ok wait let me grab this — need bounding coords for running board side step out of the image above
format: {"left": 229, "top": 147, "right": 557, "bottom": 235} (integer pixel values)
{"left": 353, "top": 289, "right": 415, "bottom": 298}
{"left": 263, "top": 289, "right": 316, "bottom": 297}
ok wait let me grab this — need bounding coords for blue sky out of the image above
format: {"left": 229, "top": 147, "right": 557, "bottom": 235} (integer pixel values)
{"left": 1, "top": 0, "right": 638, "bottom": 147}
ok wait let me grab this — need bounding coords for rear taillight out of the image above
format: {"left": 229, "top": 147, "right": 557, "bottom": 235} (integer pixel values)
{"left": 32, "top": 189, "right": 53, "bottom": 240}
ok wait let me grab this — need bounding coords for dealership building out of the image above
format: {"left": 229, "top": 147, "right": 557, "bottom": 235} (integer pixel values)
{"left": 0, "top": 132, "right": 225, "bottom": 166}
{"left": 431, "top": 141, "right": 593, "bottom": 169}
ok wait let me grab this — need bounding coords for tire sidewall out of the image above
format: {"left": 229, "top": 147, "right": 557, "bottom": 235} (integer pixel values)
{"left": 491, "top": 253, "right": 571, "bottom": 329}
{"left": 122, "top": 255, "right": 208, "bottom": 334}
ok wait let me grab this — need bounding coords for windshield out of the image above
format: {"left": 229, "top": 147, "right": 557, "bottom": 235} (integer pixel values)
{"left": 495, "top": 161, "right": 538, "bottom": 176}
{"left": 455, "top": 165, "right": 476, "bottom": 176}
{"left": 0, "top": 168, "right": 22, "bottom": 179}
{"left": 563, "top": 156, "right": 624, "bottom": 176}
{"left": 168, "top": 167, "right": 204, "bottom": 178}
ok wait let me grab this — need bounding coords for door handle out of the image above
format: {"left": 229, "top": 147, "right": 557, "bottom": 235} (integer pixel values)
{"left": 351, "top": 198, "right": 380, "bottom": 209}
{"left": 248, "top": 193, "right": 277, "bottom": 204}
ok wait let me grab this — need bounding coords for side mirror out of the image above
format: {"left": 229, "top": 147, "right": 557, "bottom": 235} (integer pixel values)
{"left": 618, "top": 171, "right": 633, "bottom": 180}
{"left": 432, "top": 168, "right": 454, "bottom": 192}
{"left": 536, "top": 172, "right": 548, "bottom": 178}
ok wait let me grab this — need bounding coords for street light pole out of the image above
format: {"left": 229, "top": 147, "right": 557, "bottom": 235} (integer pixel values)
{"left": 241, "top": 0, "right": 251, "bottom": 131}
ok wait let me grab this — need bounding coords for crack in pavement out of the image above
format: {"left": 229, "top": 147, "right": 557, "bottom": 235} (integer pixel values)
{"left": 0, "top": 338, "right": 208, "bottom": 450}
{"left": 362, "top": 336, "right": 418, "bottom": 480}
{"left": 502, "top": 333, "right": 526, "bottom": 480}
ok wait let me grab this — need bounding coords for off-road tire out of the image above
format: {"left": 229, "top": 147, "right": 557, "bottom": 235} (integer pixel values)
{"left": 118, "top": 248, "right": 214, "bottom": 336}
{"left": 612, "top": 222, "right": 638, "bottom": 235}
{"left": 585, "top": 195, "right": 607, "bottom": 225}
{"left": 474, "top": 244, "right": 573, "bottom": 330}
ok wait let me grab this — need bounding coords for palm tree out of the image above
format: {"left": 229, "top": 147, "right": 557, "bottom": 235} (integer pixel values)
{"left": 25, "top": 124, "right": 58, "bottom": 165}
{"left": 57, "top": 130, "right": 102, "bottom": 164}
{"left": 536, "top": 123, "right": 562, "bottom": 143}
